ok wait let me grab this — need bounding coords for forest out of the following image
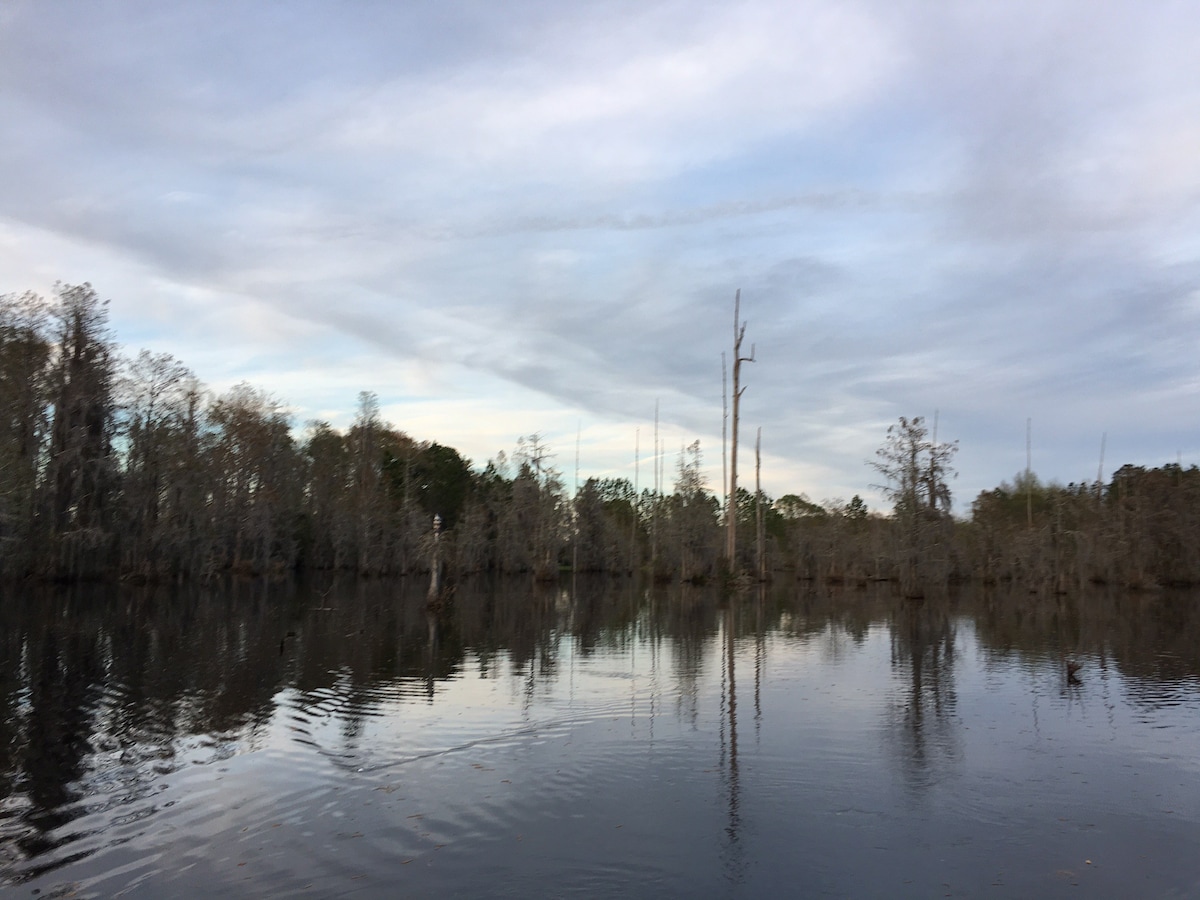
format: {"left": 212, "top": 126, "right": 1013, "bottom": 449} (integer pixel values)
{"left": 2, "top": 283, "right": 1198, "bottom": 591}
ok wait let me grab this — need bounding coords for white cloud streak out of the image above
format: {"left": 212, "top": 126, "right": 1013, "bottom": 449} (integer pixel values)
{"left": 2, "top": 0, "right": 1199, "bottom": 507}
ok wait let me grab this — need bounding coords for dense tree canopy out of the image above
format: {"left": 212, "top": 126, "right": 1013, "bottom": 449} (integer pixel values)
{"left": 2, "top": 285, "right": 1198, "bottom": 591}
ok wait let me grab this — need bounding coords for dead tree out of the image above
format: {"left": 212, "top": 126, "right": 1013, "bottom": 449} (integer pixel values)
{"left": 726, "top": 290, "right": 754, "bottom": 570}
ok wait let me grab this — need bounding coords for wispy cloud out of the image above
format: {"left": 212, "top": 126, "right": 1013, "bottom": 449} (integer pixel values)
{"left": 2, "top": 0, "right": 1199, "bottom": 507}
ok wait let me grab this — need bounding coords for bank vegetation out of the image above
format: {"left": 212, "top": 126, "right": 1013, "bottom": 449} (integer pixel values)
{"left": 3, "top": 285, "right": 1197, "bottom": 592}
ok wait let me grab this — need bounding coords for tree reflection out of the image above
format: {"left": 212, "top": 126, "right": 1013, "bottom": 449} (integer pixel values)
{"left": 888, "top": 599, "right": 961, "bottom": 790}
{"left": 971, "top": 586, "right": 1200, "bottom": 710}
{"left": 22, "top": 628, "right": 99, "bottom": 858}
{"left": 4, "top": 577, "right": 1200, "bottom": 885}
{"left": 719, "top": 601, "right": 747, "bottom": 885}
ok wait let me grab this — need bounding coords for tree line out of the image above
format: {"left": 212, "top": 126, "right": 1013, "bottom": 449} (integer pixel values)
{"left": 2, "top": 284, "right": 1196, "bottom": 590}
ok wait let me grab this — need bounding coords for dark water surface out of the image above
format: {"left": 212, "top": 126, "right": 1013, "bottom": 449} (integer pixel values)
{"left": 2, "top": 578, "right": 1199, "bottom": 898}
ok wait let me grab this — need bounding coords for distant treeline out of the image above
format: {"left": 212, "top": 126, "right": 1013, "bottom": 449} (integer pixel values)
{"left": 3, "top": 284, "right": 1198, "bottom": 589}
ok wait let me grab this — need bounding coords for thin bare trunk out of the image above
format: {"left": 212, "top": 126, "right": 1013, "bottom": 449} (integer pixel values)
{"left": 1026, "top": 417, "right": 1033, "bottom": 529}
{"left": 726, "top": 290, "right": 754, "bottom": 569}
{"left": 633, "top": 427, "right": 639, "bottom": 572}
{"left": 573, "top": 423, "right": 580, "bottom": 580}
{"left": 722, "top": 351, "right": 728, "bottom": 531}
{"left": 653, "top": 401, "right": 659, "bottom": 573}
{"left": 756, "top": 427, "right": 764, "bottom": 581}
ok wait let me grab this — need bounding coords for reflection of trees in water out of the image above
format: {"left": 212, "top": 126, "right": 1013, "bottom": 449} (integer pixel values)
{"left": 6, "top": 576, "right": 1198, "bottom": 882}
{"left": 663, "top": 584, "right": 719, "bottom": 726}
{"left": 970, "top": 585, "right": 1200, "bottom": 708}
{"left": 718, "top": 602, "right": 748, "bottom": 886}
{"left": 0, "top": 580, "right": 290, "bottom": 879}
{"left": 1111, "top": 592, "right": 1200, "bottom": 706}
{"left": 881, "top": 586, "right": 1200, "bottom": 793}
{"left": 0, "top": 575, "right": 771, "bottom": 881}
{"left": 18, "top": 628, "right": 102, "bottom": 858}
{"left": 773, "top": 586, "right": 879, "bottom": 648}
{"left": 712, "top": 587, "right": 781, "bottom": 885}
{"left": 888, "top": 601, "right": 961, "bottom": 790}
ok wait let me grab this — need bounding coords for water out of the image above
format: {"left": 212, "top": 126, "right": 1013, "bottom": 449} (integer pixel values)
{"left": 2, "top": 579, "right": 1199, "bottom": 897}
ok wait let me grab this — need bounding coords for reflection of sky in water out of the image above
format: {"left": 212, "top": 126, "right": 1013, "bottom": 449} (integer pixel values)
{"left": 258, "top": 619, "right": 903, "bottom": 780}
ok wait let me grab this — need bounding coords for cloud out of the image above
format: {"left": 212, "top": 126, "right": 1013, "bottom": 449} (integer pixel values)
{"left": 2, "top": 0, "right": 1199, "bottom": 509}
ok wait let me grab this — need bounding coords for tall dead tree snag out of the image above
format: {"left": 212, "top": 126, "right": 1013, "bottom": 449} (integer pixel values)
{"left": 726, "top": 290, "right": 754, "bottom": 570}
{"left": 756, "top": 427, "right": 765, "bottom": 582}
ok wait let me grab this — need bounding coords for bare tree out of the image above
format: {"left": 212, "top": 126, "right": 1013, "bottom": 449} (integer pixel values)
{"left": 756, "top": 428, "right": 765, "bottom": 582}
{"left": 207, "top": 383, "right": 299, "bottom": 576}
{"left": 726, "top": 291, "right": 754, "bottom": 570}
{"left": 869, "top": 415, "right": 959, "bottom": 590}
{"left": 871, "top": 416, "right": 958, "bottom": 517}
{"left": 119, "top": 350, "right": 196, "bottom": 574}
{"left": 671, "top": 440, "right": 718, "bottom": 582}
{"left": 508, "top": 434, "right": 565, "bottom": 579}
{"left": 348, "top": 391, "right": 388, "bottom": 573}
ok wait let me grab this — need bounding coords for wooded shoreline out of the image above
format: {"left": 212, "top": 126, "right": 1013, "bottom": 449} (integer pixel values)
{"left": 3, "top": 284, "right": 1198, "bottom": 591}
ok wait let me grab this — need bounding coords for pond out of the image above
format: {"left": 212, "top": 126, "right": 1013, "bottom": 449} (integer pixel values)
{"left": 2, "top": 578, "right": 1199, "bottom": 898}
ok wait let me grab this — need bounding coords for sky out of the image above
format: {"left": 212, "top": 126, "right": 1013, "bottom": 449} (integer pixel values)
{"left": 3, "top": 0, "right": 1199, "bottom": 512}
